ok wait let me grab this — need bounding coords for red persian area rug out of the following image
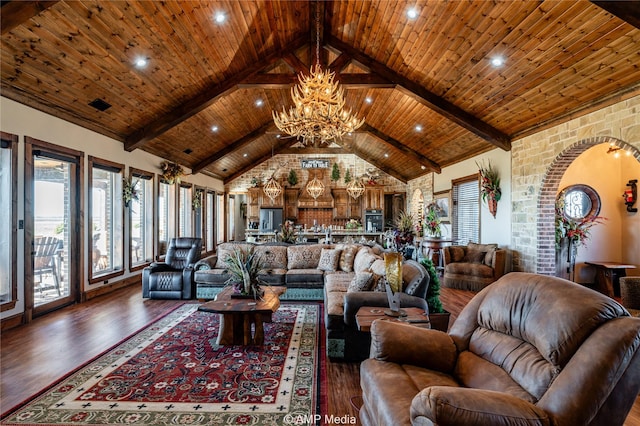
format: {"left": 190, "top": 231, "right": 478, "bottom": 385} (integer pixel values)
{"left": 2, "top": 303, "right": 325, "bottom": 425}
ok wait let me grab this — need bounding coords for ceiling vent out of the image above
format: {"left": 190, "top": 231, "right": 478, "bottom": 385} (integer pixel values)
{"left": 183, "top": 148, "right": 193, "bottom": 155}
{"left": 88, "top": 98, "right": 111, "bottom": 112}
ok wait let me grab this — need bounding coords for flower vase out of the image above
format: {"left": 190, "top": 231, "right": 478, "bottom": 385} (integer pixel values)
{"left": 488, "top": 195, "right": 498, "bottom": 218}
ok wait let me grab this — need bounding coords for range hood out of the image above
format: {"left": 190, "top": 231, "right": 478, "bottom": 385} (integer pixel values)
{"left": 298, "top": 178, "right": 334, "bottom": 209}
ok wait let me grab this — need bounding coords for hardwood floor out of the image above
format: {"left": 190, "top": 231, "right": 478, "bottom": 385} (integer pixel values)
{"left": 1, "top": 284, "right": 639, "bottom": 425}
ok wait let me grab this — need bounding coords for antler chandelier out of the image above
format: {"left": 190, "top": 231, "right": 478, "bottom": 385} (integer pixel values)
{"left": 272, "top": 5, "right": 364, "bottom": 146}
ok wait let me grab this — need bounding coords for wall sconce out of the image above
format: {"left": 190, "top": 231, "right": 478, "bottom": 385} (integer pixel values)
{"left": 623, "top": 179, "right": 637, "bottom": 213}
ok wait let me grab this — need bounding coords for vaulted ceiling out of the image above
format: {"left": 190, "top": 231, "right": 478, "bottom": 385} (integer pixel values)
{"left": 2, "top": 1, "right": 639, "bottom": 184}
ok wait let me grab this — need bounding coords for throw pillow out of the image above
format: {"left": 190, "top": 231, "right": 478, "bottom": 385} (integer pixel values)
{"left": 354, "top": 249, "right": 380, "bottom": 272}
{"left": 373, "top": 274, "right": 386, "bottom": 292}
{"left": 287, "top": 245, "right": 322, "bottom": 269}
{"left": 348, "top": 271, "right": 375, "bottom": 292}
{"left": 463, "top": 249, "right": 486, "bottom": 264}
{"left": 449, "top": 246, "right": 466, "bottom": 263}
{"left": 318, "top": 248, "right": 342, "bottom": 272}
{"left": 339, "top": 245, "right": 360, "bottom": 272}
{"left": 484, "top": 248, "right": 496, "bottom": 266}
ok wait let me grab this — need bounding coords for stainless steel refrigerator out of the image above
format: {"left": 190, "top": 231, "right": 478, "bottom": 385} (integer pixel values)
{"left": 259, "top": 208, "right": 283, "bottom": 233}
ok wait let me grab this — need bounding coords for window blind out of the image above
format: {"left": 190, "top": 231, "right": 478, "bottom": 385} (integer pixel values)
{"left": 452, "top": 178, "right": 479, "bottom": 245}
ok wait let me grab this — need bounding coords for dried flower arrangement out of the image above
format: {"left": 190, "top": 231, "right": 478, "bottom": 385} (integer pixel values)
{"left": 160, "top": 162, "right": 185, "bottom": 185}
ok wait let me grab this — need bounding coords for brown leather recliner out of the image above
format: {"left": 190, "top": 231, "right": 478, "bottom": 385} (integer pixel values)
{"left": 359, "top": 272, "right": 640, "bottom": 426}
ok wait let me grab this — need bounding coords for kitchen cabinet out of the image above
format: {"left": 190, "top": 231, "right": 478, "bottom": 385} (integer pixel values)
{"left": 364, "top": 186, "right": 384, "bottom": 211}
{"left": 333, "top": 188, "right": 364, "bottom": 219}
{"left": 284, "top": 188, "right": 299, "bottom": 220}
{"left": 247, "top": 187, "right": 261, "bottom": 221}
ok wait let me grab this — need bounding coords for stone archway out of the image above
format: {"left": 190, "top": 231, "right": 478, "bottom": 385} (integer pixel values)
{"left": 536, "top": 137, "right": 640, "bottom": 274}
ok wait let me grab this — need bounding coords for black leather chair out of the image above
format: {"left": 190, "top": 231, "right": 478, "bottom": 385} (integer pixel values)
{"left": 142, "top": 237, "right": 202, "bottom": 299}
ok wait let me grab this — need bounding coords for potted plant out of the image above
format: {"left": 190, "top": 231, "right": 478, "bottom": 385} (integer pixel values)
{"left": 476, "top": 160, "right": 501, "bottom": 217}
{"left": 420, "top": 258, "right": 450, "bottom": 332}
{"left": 278, "top": 220, "right": 297, "bottom": 243}
{"left": 424, "top": 204, "right": 442, "bottom": 238}
{"left": 224, "top": 246, "right": 265, "bottom": 299}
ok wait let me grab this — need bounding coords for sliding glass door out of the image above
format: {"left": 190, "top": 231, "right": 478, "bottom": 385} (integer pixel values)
{"left": 25, "top": 138, "right": 82, "bottom": 317}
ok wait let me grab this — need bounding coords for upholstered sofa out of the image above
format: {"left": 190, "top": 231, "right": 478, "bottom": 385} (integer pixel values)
{"left": 359, "top": 272, "right": 640, "bottom": 426}
{"left": 324, "top": 258, "right": 429, "bottom": 360}
{"left": 442, "top": 242, "right": 506, "bottom": 291}
{"left": 194, "top": 241, "right": 388, "bottom": 301}
{"left": 195, "top": 241, "right": 430, "bottom": 359}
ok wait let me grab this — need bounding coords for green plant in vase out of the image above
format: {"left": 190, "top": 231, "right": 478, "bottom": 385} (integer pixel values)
{"left": 224, "top": 246, "right": 265, "bottom": 298}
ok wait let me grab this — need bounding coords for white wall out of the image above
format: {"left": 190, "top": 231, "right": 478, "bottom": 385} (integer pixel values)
{"left": 432, "top": 148, "right": 512, "bottom": 249}
{"left": 1, "top": 97, "right": 224, "bottom": 319}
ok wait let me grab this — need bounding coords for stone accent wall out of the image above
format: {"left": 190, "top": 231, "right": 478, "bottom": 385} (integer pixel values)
{"left": 512, "top": 95, "right": 640, "bottom": 273}
{"left": 407, "top": 174, "right": 433, "bottom": 219}
{"left": 226, "top": 153, "right": 406, "bottom": 194}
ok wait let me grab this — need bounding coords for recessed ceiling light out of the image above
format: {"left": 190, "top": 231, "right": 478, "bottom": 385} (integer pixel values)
{"left": 243, "top": 153, "right": 248, "bottom": 157}
{"left": 384, "top": 153, "right": 389, "bottom": 158}
{"left": 415, "top": 125, "right": 423, "bottom": 132}
{"left": 214, "top": 12, "right": 226, "bottom": 23}
{"left": 490, "top": 56, "right": 505, "bottom": 67}
{"left": 134, "top": 57, "right": 148, "bottom": 68}
{"left": 211, "top": 125, "right": 219, "bottom": 132}
{"left": 365, "top": 97, "right": 373, "bottom": 104}
{"left": 255, "top": 99, "right": 264, "bottom": 107}
{"left": 421, "top": 165, "right": 426, "bottom": 170}
{"left": 276, "top": 134, "right": 281, "bottom": 139}
{"left": 407, "top": 8, "right": 419, "bottom": 19}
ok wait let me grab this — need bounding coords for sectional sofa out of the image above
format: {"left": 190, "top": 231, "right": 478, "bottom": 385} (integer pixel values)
{"left": 194, "top": 241, "right": 430, "bottom": 359}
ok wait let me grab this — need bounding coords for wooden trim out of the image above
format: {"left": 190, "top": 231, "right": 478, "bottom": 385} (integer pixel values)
{"left": 0, "top": 132, "right": 19, "bottom": 312}
{"left": 128, "top": 168, "right": 155, "bottom": 273}
{"left": 82, "top": 274, "right": 141, "bottom": 302}
{"left": 452, "top": 173, "right": 479, "bottom": 186}
{"left": 88, "top": 156, "right": 125, "bottom": 284}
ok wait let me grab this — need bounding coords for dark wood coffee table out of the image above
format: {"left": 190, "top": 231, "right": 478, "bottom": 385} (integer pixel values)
{"left": 198, "top": 286, "right": 286, "bottom": 345}
{"left": 355, "top": 306, "right": 430, "bottom": 332}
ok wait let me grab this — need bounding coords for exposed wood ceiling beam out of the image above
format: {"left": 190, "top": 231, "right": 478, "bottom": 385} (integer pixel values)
{"left": 224, "top": 137, "right": 299, "bottom": 184}
{"left": 237, "top": 73, "right": 394, "bottom": 88}
{"left": 326, "top": 35, "right": 511, "bottom": 151}
{"left": 360, "top": 123, "right": 441, "bottom": 173}
{"left": 1, "top": 1, "right": 59, "bottom": 35}
{"left": 124, "top": 36, "right": 308, "bottom": 152}
{"left": 190, "top": 122, "right": 277, "bottom": 175}
{"left": 591, "top": 1, "right": 640, "bottom": 29}
{"left": 342, "top": 143, "right": 408, "bottom": 184}
{"left": 281, "top": 52, "right": 307, "bottom": 74}
{"left": 278, "top": 147, "right": 351, "bottom": 155}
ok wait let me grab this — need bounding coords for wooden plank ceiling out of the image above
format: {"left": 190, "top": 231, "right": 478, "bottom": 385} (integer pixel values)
{"left": 2, "top": 1, "right": 639, "bottom": 184}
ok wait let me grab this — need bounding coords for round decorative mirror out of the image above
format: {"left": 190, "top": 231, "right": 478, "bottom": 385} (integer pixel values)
{"left": 557, "top": 184, "right": 601, "bottom": 222}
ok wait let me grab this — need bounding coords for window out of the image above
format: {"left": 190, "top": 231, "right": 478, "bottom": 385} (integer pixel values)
{"left": 89, "top": 156, "right": 124, "bottom": 282}
{"left": 157, "top": 180, "right": 175, "bottom": 257}
{"left": 0, "top": 132, "right": 18, "bottom": 309}
{"left": 205, "top": 190, "right": 215, "bottom": 252}
{"left": 228, "top": 195, "right": 235, "bottom": 241}
{"left": 452, "top": 175, "right": 480, "bottom": 245}
{"left": 193, "top": 187, "right": 204, "bottom": 242}
{"left": 129, "top": 168, "right": 154, "bottom": 270}
{"left": 178, "top": 183, "right": 193, "bottom": 237}
{"left": 216, "top": 193, "right": 225, "bottom": 243}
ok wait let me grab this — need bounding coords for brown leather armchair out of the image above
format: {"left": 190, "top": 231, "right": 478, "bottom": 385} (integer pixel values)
{"left": 360, "top": 272, "right": 640, "bottom": 426}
